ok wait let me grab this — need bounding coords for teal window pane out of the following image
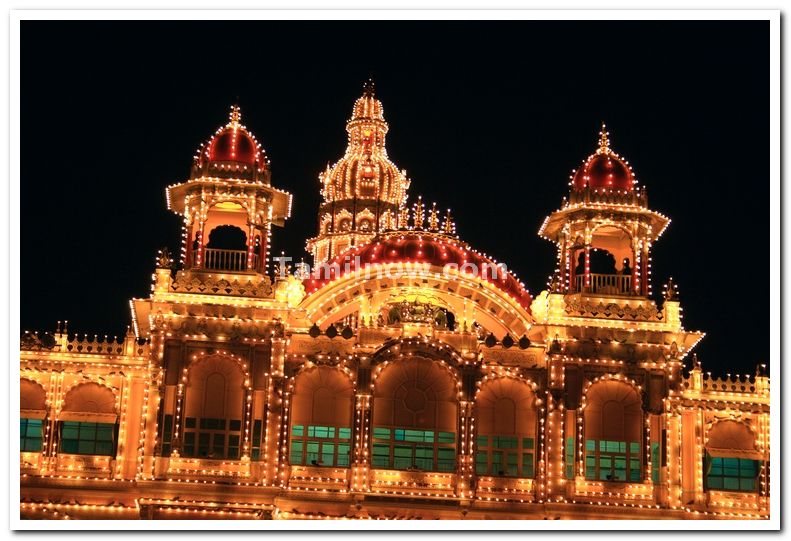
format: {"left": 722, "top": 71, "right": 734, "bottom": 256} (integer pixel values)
{"left": 723, "top": 477, "right": 739, "bottom": 490}
{"left": 707, "top": 477, "right": 723, "bottom": 489}
{"left": 373, "top": 427, "right": 390, "bottom": 440}
{"left": 337, "top": 444, "right": 350, "bottom": 466}
{"left": 78, "top": 441, "right": 94, "bottom": 454}
{"left": 506, "top": 452, "right": 518, "bottom": 476}
{"left": 523, "top": 438, "right": 534, "bottom": 449}
{"left": 404, "top": 429, "right": 423, "bottom": 442}
{"left": 62, "top": 425, "right": 79, "bottom": 440}
{"left": 475, "top": 452, "right": 488, "bottom": 474}
{"left": 25, "top": 420, "right": 42, "bottom": 438}
{"left": 394, "top": 429, "right": 405, "bottom": 441}
{"left": 338, "top": 428, "right": 351, "bottom": 440}
{"left": 95, "top": 441, "right": 113, "bottom": 455}
{"left": 630, "top": 442, "right": 640, "bottom": 454}
{"left": 740, "top": 478, "right": 755, "bottom": 491}
{"left": 292, "top": 425, "right": 304, "bottom": 436}
{"left": 523, "top": 453, "right": 534, "bottom": 478}
{"left": 61, "top": 439, "right": 78, "bottom": 453}
{"left": 290, "top": 441, "right": 303, "bottom": 464}
{"left": 321, "top": 442, "right": 334, "bottom": 465}
{"left": 372, "top": 444, "right": 390, "bottom": 468}
{"left": 476, "top": 435, "right": 488, "bottom": 448}
{"left": 438, "top": 432, "right": 454, "bottom": 443}
{"left": 586, "top": 439, "right": 596, "bottom": 451}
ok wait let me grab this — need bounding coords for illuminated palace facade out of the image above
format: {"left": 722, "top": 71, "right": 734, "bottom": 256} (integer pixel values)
{"left": 19, "top": 83, "right": 770, "bottom": 521}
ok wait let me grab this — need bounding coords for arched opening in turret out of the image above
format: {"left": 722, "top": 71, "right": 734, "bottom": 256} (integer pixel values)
{"left": 571, "top": 226, "right": 637, "bottom": 296}
{"left": 185, "top": 201, "right": 266, "bottom": 273}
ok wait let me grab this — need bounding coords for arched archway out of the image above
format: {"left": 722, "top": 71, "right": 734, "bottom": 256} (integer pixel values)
{"left": 182, "top": 356, "right": 247, "bottom": 459}
{"left": 583, "top": 379, "right": 643, "bottom": 482}
{"left": 20, "top": 379, "right": 47, "bottom": 452}
{"left": 288, "top": 366, "right": 354, "bottom": 467}
{"left": 371, "top": 357, "right": 458, "bottom": 472}
{"left": 474, "top": 377, "right": 538, "bottom": 478}
{"left": 60, "top": 382, "right": 117, "bottom": 456}
{"left": 705, "top": 420, "right": 760, "bottom": 492}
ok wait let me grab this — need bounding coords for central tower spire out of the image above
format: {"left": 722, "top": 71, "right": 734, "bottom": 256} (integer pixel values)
{"left": 306, "top": 80, "right": 411, "bottom": 264}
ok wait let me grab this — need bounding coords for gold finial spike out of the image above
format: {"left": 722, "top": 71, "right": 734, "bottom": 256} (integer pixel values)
{"left": 363, "top": 77, "right": 375, "bottom": 97}
{"left": 229, "top": 104, "right": 242, "bottom": 124}
{"left": 598, "top": 122, "right": 610, "bottom": 153}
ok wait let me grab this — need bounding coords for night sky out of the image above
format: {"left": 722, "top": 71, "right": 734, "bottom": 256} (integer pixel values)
{"left": 20, "top": 20, "right": 768, "bottom": 376}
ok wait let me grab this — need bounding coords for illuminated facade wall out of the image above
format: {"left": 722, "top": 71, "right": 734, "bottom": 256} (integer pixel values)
{"left": 19, "top": 95, "right": 770, "bottom": 521}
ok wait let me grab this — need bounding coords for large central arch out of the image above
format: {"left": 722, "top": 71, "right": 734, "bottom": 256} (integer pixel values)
{"left": 300, "top": 263, "right": 535, "bottom": 339}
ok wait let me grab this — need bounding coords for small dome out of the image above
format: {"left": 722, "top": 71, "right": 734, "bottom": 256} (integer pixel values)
{"left": 572, "top": 124, "right": 635, "bottom": 192}
{"left": 196, "top": 105, "right": 268, "bottom": 169}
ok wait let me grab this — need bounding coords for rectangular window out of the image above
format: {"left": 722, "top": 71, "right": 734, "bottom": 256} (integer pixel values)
{"left": 289, "top": 424, "right": 352, "bottom": 467}
{"left": 706, "top": 456, "right": 759, "bottom": 492}
{"left": 477, "top": 433, "right": 534, "bottom": 477}
{"left": 161, "top": 414, "right": 173, "bottom": 456}
{"left": 181, "top": 414, "right": 243, "bottom": 460}
{"left": 651, "top": 442, "right": 660, "bottom": 483}
{"left": 565, "top": 436, "right": 575, "bottom": 479}
{"left": 251, "top": 420, "right": 263, "bottom": 461}
{"left": 290, "top": 440, "right": 303, "bottom": 464}
{"left": 585, "top": 439, "right": 641, "bottom": 482}
{"left": 20, "top": 418, "right": 43, "bottom": 452}
{"left": 59, "top": 421, "right": 115, "bottom": 456}
{"left": 371, "top": 426, "right": 455, "bottom": 472}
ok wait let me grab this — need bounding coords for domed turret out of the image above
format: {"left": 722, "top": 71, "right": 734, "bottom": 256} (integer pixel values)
{"left": 307, "top": 80, "right": 411, "bottom": 265}
{"left": 191, "top": 105, "right": 270, "bottom": 182}
{"left": 571, "top": 124, "right": 635, "bottom": 192}
{"left": 320, "top": 79, "right": 409, "bottom": 205}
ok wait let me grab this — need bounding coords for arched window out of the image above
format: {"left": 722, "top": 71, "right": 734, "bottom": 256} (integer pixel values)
{"left": 289, "top": 367, "right": 354, "bottom": 468}
{"left": 182, "top": 356, "right": 246, "bottom": 459}
{"left": 371, "top": 357, "right": 458, "bottom": 472}
{"left": 584, "top": 380, "right": 642, "bottom": 482}
{"left": 474, "top": 378, "right": 537, "bottom": 478}
{"left": 705, "top": 421, "right": 760, "bottom": 492}
{"left": 20, "top": 379, "right": 47, "bottom": 453}
{"left": 60, "top": 383, "right": 117, "bottom": 456}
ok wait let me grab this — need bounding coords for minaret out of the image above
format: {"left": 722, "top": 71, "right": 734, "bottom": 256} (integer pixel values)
{"left": 166, "top": 105, "right": 292, "bottom": 275}
{"left": 306, "top": 79, "right": 410, "bottom": 264}
{"left": 539, "top": 123, "right": 669, "bottom": 297}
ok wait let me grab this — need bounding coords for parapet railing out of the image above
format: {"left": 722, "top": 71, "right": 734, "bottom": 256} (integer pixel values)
{"left": 203, "top": 248, "right": 257, "bottom": 272}
{"left": 575, "top": 273, "right": 633, "bottom": 295}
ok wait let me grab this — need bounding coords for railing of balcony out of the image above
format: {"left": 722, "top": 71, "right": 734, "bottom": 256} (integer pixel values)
{"left": 575, "top": 273, "right": 633, "bottom": 295}
{"left": 203, "top": 248, "right": 257, "bottom": 272}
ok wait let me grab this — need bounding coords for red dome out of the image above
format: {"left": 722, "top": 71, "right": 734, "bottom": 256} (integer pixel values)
{"left": 571, "top": 124, "right": 635, "bottom": 192}
{"left": 196, "top": 105, "right": 268, "bottom": 169}
{"left": 208, "top": 125, "right": 260, "bottom": 164}
{"left": 304, "top": 232, "right": 533, "bottom": 312}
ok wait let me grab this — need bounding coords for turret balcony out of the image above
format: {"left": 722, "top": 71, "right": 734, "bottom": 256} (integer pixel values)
{"left": 203, "top": 248, "right": 258, "bottom": 272}
{"left": 575, "top": 273, "right": 634, "bottom": 296}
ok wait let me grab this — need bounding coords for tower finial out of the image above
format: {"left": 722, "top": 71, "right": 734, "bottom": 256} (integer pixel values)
{"left": 363, "top": 77, "right": 375, "bottom": 97}
{"left": 598, "top": 121, "right": 610, "bottom": 153}
{"left": 229, "top": 104, "right": 242, "bottom": 124}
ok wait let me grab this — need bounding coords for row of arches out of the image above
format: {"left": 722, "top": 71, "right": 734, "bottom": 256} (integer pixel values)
{"left": 20, "top": 357, "right": 762, "bottom": 493}
{"left": 20, "top": 379, "right": 118, "bottom": 457}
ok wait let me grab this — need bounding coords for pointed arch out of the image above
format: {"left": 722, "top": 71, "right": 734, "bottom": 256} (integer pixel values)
{"left": 370, "top": 356, "right": 459, "bottom": 472}
{"left": 473, "top": 377, "right": 538, "bottom": 478}
{"left": 288, "top": 366, "right": 355, "bottom": 468}
{"left": 182, "top": 355, "right": 247, "bottom": 459}
{"left": 583, "top": 378, "right": 643, "bottom": 482}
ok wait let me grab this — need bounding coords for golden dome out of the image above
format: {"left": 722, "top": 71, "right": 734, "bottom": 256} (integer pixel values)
{"left": 320, "top": 79, "right": 410, "bottom": 206}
